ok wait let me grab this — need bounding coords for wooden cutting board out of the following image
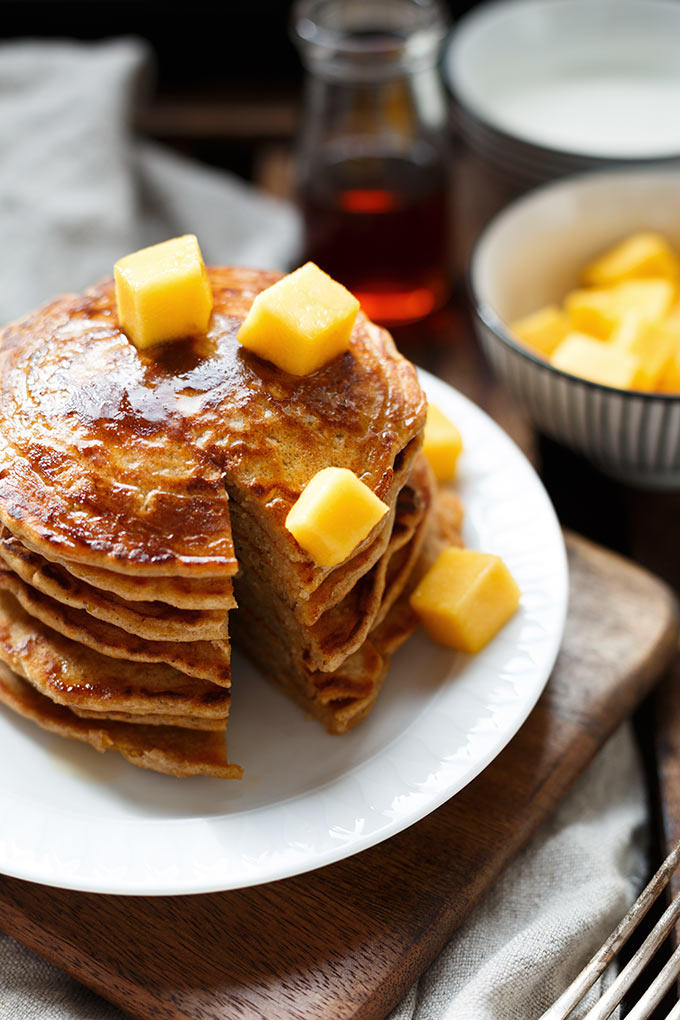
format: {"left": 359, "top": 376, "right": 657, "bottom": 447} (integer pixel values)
{"left": 653, "top": 651, "right": 680, "bottom": 904}
{"left": 0, "top": 532, "right": 678, "bottom": 1020}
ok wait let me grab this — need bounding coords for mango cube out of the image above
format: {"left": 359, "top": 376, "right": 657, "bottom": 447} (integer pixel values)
{"left": 285, "top": 467, "right": 388, "bottom": 568}
{"left": 114, "top": 234, "right": 213, "bottom": 350}
{"left": 616, "top": 319, "right": 677, "bottom": 390}
{"left": 609, "top": 279, "right": 677, "bottom": 321}
{"left": 655, "top": 317, "right": 680, "bottom": 392}
{"left": 551, "top": 333, "right": 640, "bottom": 389}
{"left": 410, "top": 547, "right": 520, "bottom": 654}
{"left": 512, "top": 231, "right": 680, "bottom": 393}
{"left": 659, "top": 348, "right": 680, "bottom": 393}
{"left": 237, "top": 262, "right": 360, "bottom": 376}
{"left": 609, "top": 311, "right": 648, "bottom": 349}
{"left": 581, "top": 232, "right": 680, "bottom": 287}
{"left": 565, "top": 279, "right": 676, "bottom": 338}
{"left": 564, "top": 288, "right": 619, "bottom": 338}
{"left": 422, "top": 405, "right": 463, "bottom": 482}
{"left": 510, "top": 305, "right": 570, "bottom": 357}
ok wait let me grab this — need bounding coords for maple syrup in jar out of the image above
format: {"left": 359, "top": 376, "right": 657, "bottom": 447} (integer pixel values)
{"left": 292, "top": 0, "right": 451, "bottom": 327}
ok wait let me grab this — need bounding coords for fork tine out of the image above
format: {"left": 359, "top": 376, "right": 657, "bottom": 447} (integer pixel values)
{"left": 539, "top": 839, "right": 680, "bottom": 1020}
{"left": 582, "top": 887, "right": 680, "bottom": 1020}
{"left": 624, "top": 941, "right": 680, "bottom": 1020}
{"left": 662, "top": 996, "right": 680, "bottom": 1020}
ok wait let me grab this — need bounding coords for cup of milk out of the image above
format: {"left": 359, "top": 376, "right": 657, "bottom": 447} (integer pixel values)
{"left": 444, "top": 0, "right": 680, "bottom": 266}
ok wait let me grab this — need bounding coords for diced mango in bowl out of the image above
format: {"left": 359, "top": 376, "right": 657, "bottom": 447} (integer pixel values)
{"left": 510, "top": 305, "right": 569, "bottom": 357}
{"left": 580, "top": 231, "right": 680, "bottom": 287}
{"left": 510, "top": 232, "right": 680, "bottom": 393}
{"left": 551, "top": 333, "right": 640, "bottom": 389}
{"left": 564, "top": 279, "right": 675, "bottom": 339}
{"left": 659, "top": 342, "right": 680, "bottom": 393}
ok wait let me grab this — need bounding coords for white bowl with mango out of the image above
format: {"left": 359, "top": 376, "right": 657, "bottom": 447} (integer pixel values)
{"left": 470, "top": 170, "right": 680, "bottom": 489}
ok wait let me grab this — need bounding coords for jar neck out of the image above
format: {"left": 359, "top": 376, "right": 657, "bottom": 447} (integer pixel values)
{"left": 302, "top": 69, "right": 449, "bottom": 143}
{"left": 292, "top": 0, "right": 448, "bottom": 82}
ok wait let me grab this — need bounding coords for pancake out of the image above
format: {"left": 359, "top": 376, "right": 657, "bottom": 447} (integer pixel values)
{"left": 231, "top": 466, "right": 456, "bottom": 735}
{"left": 70, "top": 709, "right": 225, "bottom": 729}
{"left": 0, "top": 569, "right": 231, "bottom": 684}
{"left": 294, "top": 435, "right": 423, "bottom": 627}
{"left": 0, "top": 532, "right": 231, "bottom": 641}
{"left": 232, "top": 454, "right": 434, "bottom": 677}
{"left": 411, "top": 486, "right": 465, "bottom": 581}
{"left": 0, "top": 268, "right": 424, "bottom": 581}
{"left": 233, "top": 573, "right": 419, "bottom": 735}
{"left": 0, "top": 663, "right": 241, "bottom": 778}
{"left": 0, "top": 590, "right": 229, "bottom": 724}
{"left": 59, "top": 558, "right": 236, "bottom": 610}
{"left": 306, "top": 454, "right": 434, "bottom": 668}
{"left": 0, "top": 265, "right": 434, "bottom": 776}
{"left": 225, "top": 431, "right": 423, "bottom": 632}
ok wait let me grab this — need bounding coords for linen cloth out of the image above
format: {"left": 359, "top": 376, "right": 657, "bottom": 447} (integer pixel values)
{"left": 0, "top": 39, "right": 647, "bottom": 1020}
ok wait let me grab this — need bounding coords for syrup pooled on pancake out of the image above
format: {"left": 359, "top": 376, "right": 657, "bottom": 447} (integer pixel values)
{"left": 0, "top": 268, "right": 424, "bottom": 578}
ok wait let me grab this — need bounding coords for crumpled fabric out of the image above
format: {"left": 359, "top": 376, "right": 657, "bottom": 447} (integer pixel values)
{"left": 0, "top": 38, "right": 647, "bottom": 1020}
{"left": 0, "top": 37, "right": 299, "bottom": 326}
{"left": 388, "top": 723, "right": 645, "bottom": 1020}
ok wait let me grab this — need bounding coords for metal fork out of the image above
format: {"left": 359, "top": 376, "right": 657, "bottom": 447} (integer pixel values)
{"left": 540, "top": 839, "right": 680, "bottom": 1020}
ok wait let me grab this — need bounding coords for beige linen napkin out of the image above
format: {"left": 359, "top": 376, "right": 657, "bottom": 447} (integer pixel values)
{"left": 0, "top": 37, "right": 299, "bottom": 326}
{"left": 0, "top": 38, "right": 647, "bottom": 1020}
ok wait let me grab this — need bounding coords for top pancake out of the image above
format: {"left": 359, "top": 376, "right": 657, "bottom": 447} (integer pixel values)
{"left": 0, "top": 268, "right": 425, "bottom": 578}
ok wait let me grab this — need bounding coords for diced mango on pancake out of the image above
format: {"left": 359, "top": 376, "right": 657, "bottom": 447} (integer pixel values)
{"left": 114, "top": 234, "right": 213, "bottom": 350}
{"left": 410, "top": 547, "right": 520, "bottom": 654}
{"left": 581, "top": 232, "right": 680, "bottom": 287}
{"left": 422, "top": 405, "right": 463, "bottom": 482}
{"left": 237, "top": 261, "right": 359, "bottom": 376}
{"left": 510, "top": 305, "right": 569, "bottom": 357}
{"left": 285, "top": 467, "right": 388, "bottom": 568}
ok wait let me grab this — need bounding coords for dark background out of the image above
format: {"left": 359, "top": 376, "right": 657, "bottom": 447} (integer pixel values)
{"left": 0, "top": 1, "right": 475, "bottom": 92}
{"left": 0, "top": 0, "right": 476, "bottom": 179}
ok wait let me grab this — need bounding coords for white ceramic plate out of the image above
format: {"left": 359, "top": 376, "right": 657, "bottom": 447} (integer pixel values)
{"left": 0, "top": 371, "right": 567, "bottom": 895}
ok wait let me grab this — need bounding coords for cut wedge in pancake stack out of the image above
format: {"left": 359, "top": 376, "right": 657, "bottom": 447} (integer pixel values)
{"left": 0, "top": 259, "right": 445, "bottom": 777}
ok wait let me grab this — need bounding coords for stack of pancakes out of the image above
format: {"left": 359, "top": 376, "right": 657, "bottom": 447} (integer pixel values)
{"left": 0, "top": 530, "right": 239, "bottom": 778}
{"left": 0, "top": 267, "right": 458, "bottom": 777}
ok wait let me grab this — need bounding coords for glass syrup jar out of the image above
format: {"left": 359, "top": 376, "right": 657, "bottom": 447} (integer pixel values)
{"left": 291, "top": 0, "right": 451, "bottom": 327}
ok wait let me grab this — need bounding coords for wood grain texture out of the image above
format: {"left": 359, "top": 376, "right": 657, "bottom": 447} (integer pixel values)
{"left": 654, "top": 662, "right": 680, "bottom": 882}
{"left": 0, "top": 532, "right": 677, "bottom": 1020}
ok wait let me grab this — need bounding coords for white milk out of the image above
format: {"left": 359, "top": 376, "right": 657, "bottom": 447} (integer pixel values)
{"left": 489, "top": 72, "right": 680, "bottom": 158}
